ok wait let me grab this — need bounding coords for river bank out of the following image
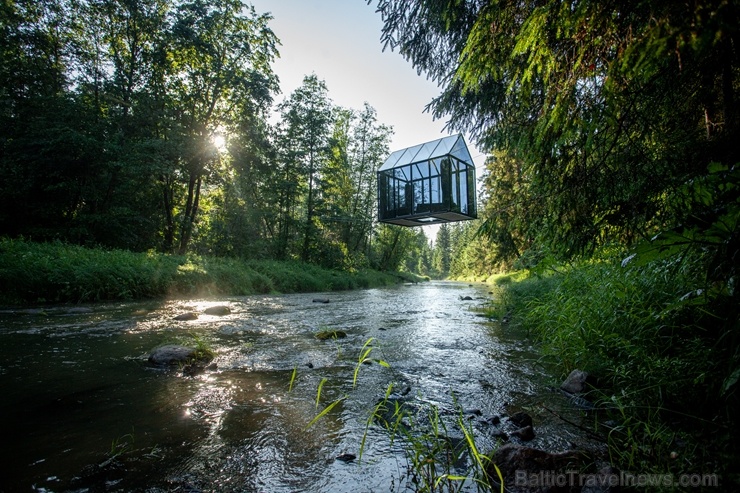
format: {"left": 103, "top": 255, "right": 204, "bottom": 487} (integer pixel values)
{"left": 477, "top": 256, "right": 738, "bottom": 491}
{"left": 0, "top": 281, "right": 603, "bottom": 492}
{"left": 0, "top": 238, "right": 424, "bottom": 306}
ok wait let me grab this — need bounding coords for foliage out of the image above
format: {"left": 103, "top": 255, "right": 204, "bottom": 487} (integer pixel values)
{"left": 432, "top": 224, "right": 452, "bottom": 277}
{"left": 491, "top": 251, "right": 737, "bottom": 482}
{"left": 0, "top": 238, "right": 408, "bottom": 304}
{"left": 374, "top": 0, "right": 739, "bottom": 259}
{"left": 366, "top": 391, "right": 496, "bottom": 492}
{"left": 188, "top": 332, "right": 216, "bottom": 363}
{"left": 0, "top": 1, "right": 397, "bottom": 271}
{"left": 302, "top": 341, "right": 496, "bottom": 492}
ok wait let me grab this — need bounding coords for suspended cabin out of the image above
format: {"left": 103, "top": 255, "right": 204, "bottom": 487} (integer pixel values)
{"left": 377, "top": 134, "right": 477, "bottom": 226}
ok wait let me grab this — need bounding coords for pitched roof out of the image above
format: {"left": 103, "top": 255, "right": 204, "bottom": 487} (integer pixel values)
{"left": 379, "top": 134, "right": 473, "bottom": 172}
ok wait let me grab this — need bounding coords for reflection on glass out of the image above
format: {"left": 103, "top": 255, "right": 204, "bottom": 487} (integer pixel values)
{"left": 377, "top": 134, "right": 476, "bottom": 225}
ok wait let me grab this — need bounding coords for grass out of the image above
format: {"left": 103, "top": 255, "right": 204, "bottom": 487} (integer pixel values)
{"left": 302, "top": 339, "right": 497, "bottom": 492}
{"left": 0, "top": 238, "right": 422, "bottom": 305}
{"left": 487, "top": 251, "right": 736, "bottom": 488}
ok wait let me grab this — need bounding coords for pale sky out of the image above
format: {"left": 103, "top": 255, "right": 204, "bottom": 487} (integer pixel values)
{"left": 248, "top": 0, "right": 485, "bottom": 162}
{"left": 247, "top": 0, "right": 486, "bottom": 241}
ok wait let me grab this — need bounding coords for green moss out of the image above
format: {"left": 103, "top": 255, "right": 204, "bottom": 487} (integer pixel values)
{"left": 315, "top": 329, "right": 347, "bottom": 340}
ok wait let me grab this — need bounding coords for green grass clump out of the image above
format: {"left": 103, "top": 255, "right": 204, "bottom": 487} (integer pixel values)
{"left": 490, "top": 252, "right": 734, "bottom": 483}
{"left": 0, "top": 238, "right": 181, "bottom": 303}
{"left": 0, "top": 238, "right": 412, "bottom": 305}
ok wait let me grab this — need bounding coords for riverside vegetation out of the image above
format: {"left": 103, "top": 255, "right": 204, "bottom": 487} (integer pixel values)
{"left": 0, "top": 238, "right": 423, "bottom": 306}
{"left": 478, "top": 248, "right": 738, "bottom": 490}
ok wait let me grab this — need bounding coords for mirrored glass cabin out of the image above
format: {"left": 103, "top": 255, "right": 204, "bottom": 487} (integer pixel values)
{"left": 378, "top": 134, "right": 477, "bottom": 226}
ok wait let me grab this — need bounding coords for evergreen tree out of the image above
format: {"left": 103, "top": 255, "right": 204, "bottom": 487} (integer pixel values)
{"left": 433, "top": 223, "right": 451, "bottom": 277}
{"left": 374, "top": 0, "right": 740, "bottom": 256}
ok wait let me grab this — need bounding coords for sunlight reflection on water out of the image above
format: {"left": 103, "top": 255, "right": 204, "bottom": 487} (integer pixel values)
{"left": 0, "top": 282, "right": 602, "bottom": 492}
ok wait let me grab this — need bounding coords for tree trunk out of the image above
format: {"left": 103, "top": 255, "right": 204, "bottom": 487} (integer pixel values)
{"left": 178, "top": 172, "right": 202, "bottom": 255}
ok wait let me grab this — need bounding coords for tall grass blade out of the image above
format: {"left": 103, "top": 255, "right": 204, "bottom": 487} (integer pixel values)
{"left": 289, "top": 365, "right": 297, "bottom": 392}
{"left": 305, "top": 397, "right": 346, "bottom": 430}
{"left": 315, "top": 377, "right": 328, "bottom": 409}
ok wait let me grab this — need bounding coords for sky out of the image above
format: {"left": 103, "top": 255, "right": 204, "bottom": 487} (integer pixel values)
{"left": 247, "top": 0, "right": 485, "bottom": 164}
{"left": 246, "top": 0, "right": 486, "bottom": 241}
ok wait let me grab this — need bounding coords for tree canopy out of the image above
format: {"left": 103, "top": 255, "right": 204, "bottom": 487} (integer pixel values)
{"left": 0, "top": 0, "right": 401, "bottom": 270}
{"left": 374, "top": 0, "right": 739, "bottom": 258}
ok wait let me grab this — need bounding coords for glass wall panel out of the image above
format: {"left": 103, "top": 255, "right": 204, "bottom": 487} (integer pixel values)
{"left": 467, "top": 166, "right": 476, "bottom": 216}
{"left": 459, "top": 169, "right": 468, "bottom": 214}
{"left": 395, "top": 166, "right": 409, "bottom": 182}
{"left": 413, "top": 162, "right": 429, "bottom": 179}
{"left": 430, "top": 158, "right": 441, "bottom": 177}
{"left": 430, "top": 176, "right": 441, "bottom": 207}
{"left": 378, "top": 134, "right": 476, "bottom": 224}
{"left": 413, "top": 180, "right": 423, "bottom": 213}
{"left": 451, "top": 170, "right": 459, "bottom": 212}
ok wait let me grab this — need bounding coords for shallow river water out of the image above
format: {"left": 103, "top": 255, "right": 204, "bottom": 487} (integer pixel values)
{"left": 0, "top": 281, "right": 598, "bottom": 492}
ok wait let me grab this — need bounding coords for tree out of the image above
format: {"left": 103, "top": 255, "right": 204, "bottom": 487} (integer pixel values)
{"left": 475, "top": 149, "right": 544, "bottom": 267}
{"left": 0, "top": 0, "right": 90, "bottom": 240}
{"left": 432, "top": 223, "right": 452, "bottom": 277}
{"left": 372, "top": 223, "right": 421, "bottom": 272}
{"left": 274, "top": 74, "right": 333, "bottom": 261}
{"left": 373, "top": 0, "right": 740, "bottom": 256}
{"left": 345, "top": 103, "right": 392, "bottom": 254}
{"left": 164, "top": 0, "right": 278, "bottom": 254}
{"left": 322, "top": 103, "right": 392, "bottom": 265}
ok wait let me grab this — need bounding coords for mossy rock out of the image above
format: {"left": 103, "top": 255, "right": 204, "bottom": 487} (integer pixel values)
{"left": 149, "top": 344, "right": 214, "bottom": 366}
{"left": 315, "top": 330, "right": 347, "bottom": 340}
{"left": 149, "top": 344, "right": 197, "bottom": 365}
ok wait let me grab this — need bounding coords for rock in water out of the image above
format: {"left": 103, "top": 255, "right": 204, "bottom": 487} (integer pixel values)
{"left": 561, "top": 369, "right": 590, "bottom": 394}
{"left": 148, "top": 345, "right": 197, "bottom": 365}
{"left": 315, "top": 330, "right": 347, "bottom": 340}
{"left": 204, "top": 305, "right": 231, "bottom": 316}
{"left": 509, "top": 411, "right": 533, "bottom": 428}
{"left": 511, "top": 425, "right": 536, "bottom": 441}
{"left": 488, "top": 444, "right": 584, "bottom": 492}
{"left": 173, "top": 312, "right": 198, "bottom": 321}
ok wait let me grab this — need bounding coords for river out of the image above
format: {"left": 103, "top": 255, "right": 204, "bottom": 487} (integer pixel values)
{"left": 0, "top": 281, "right": 598, "bottom": 492}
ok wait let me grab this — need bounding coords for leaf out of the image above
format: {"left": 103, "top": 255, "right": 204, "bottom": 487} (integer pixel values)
{"left": 288, "top": 365, "right": 297, "bottom": 392}
{"left": 722, "top": 367, "right": 740, "bottom": 394}
{"left": 315, "top": 377, "right": 328, "bottom": 409}
{"left": 305, "top": 396, "right": 346, "bottom": 430}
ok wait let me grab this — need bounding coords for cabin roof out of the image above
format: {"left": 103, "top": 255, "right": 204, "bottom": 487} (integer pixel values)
{"left": 378, "top": 134, "right": 473, "bottom": 172}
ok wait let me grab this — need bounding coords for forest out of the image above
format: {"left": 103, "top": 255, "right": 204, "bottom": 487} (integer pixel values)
{"left": 0, "top": 0, "right": 442, "bottom": 273}
{"left": 2, "top": 0, "right": 740, "bottom": 487}
{"left": 378, "top": 0, "right": 739, "bottom": 485}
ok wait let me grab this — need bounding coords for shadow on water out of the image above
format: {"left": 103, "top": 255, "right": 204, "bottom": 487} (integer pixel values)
{"left": 0, "top": 282, "right": 602, "bottom": 492}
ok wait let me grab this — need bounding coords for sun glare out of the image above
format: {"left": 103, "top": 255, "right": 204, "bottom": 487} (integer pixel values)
{"left": 212, "top": 132, "right": 227, "bottom": 152}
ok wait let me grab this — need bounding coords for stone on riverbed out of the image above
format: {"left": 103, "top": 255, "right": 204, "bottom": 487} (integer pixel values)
{"left": 204, "top": 305, "right": 231, "bottom": 316}
{"left": 511, "top": 425, "right": 536, "bottom": 441}
{"left": 315, "top": 330, "right": 347, "bottom": 340}
{"left": 509, "top": 411, "right": 533, "bottom": 428}
{"left": 561, "top": 369, "right": 590, "bottom": 394}
{"left": 148, "top": 345, "right": 197, "bottom": 365}
{"left": 173, "top": 312, "right": 198, "bottom": 321}
{"left": 487, "top": 444, "right": 584, "bottom": 492}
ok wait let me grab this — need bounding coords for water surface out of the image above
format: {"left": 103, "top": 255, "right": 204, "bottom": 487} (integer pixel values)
{"left": 0, "top": 281, "right": 598, "bottom": 492}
